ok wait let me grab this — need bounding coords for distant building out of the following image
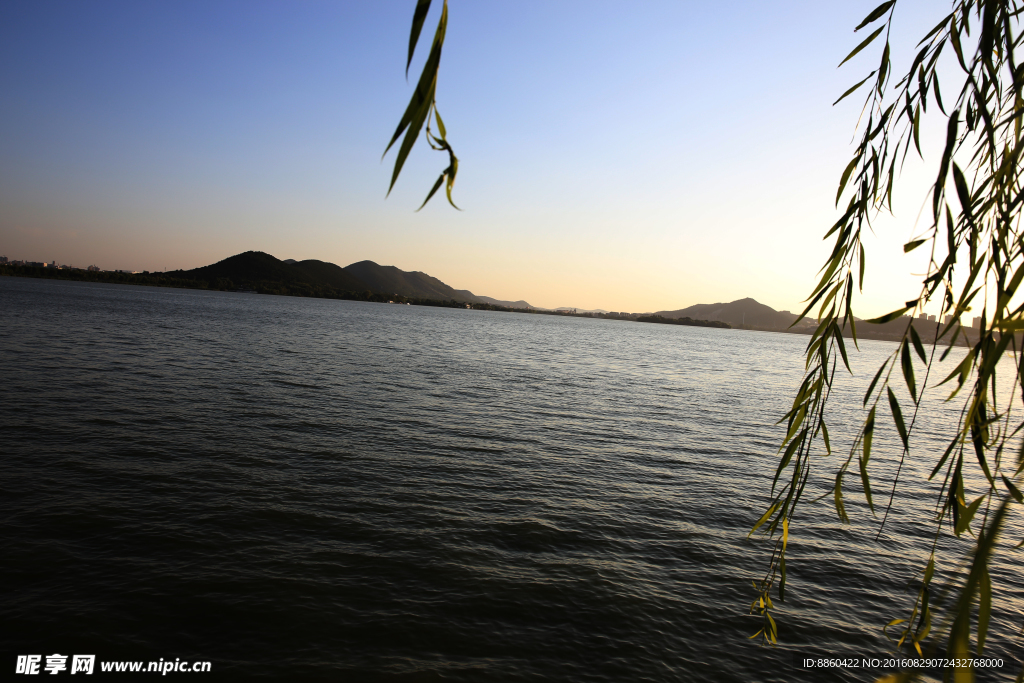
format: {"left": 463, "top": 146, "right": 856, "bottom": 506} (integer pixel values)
{"left": 0, "top": 256, "right": 7, "bottom": 264}
{"left": 973, "top": 316, "right": 983, "bottom": 329}
{"left": 87, "top": 265, "right": 100, "bottom": 272}
{"left": 944, "top": 315, "right": 956, "bottom": 325}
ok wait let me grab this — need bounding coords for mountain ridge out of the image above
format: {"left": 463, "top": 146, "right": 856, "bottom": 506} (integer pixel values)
{"left": 178, "top": 251, "right": 535, "bottom": 308}
{"left": 655, "top": 297, "right": 799, "bottom": 329}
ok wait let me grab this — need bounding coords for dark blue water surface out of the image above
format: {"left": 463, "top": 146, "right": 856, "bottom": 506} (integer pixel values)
{"left": 2, "top": 277, "right": 1021, "bottom": 681}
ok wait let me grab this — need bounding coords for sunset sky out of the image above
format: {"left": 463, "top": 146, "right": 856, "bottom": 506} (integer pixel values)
{"left": 2, "top": 0, "right": 956, "bottom": 315}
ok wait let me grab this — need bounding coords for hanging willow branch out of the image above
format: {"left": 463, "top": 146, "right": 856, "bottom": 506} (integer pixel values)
{"left": 751, "top": 2, "right": 1024, "bottom": 680}
{"left": 384, "top": 0, "right": 460, "bottom": 211}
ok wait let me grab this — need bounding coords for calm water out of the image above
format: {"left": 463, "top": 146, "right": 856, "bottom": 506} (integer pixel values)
{"left": 2, "top": 277, "right": 1021, "bottom": 681}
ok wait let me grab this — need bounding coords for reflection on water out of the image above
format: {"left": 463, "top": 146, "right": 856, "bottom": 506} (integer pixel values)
{"left": 1, "top": 277, "right": 1021, "bottom": 681}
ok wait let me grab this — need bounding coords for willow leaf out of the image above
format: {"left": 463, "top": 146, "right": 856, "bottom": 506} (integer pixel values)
{"left": 839, "top": 25, "right": 886, "bottom": 68}
{"left": 834, "top": 326, "right": 851, "bottom": 373}
{"left": 865, "top": 361, "right": 887, "bottom": 405}
{"left": 855, "top": 1, "right": 895, "bottom": 31}
{"left": 901, "top": 341, "right": 918, "bottom": 402}
{"left": 834, "top": 471, "right": 849, "bottom": 523}
{"left": 888, "top": 387, "right": 909, "bottom": 450}
{"left": 406, "top": 0, "right": 433, "bottom": 76}
{"left": 834, "top": 72, "right": 876, "bottom": 106}
{"left": 416, "top": 173, "right": 446, "bottom": 211}
{"left": 954, "top": 495, "right": 984, "bottom": 536}
{"left": 952, "top": 162, "right": 973, "bottom": 220}
{"left": 1003, "top": 475, "right": 1023, "bottom": 503}
{"left": 867, "top": 307, "right": 911, "bottom": 324}
{"left": 434, "top": 107, "right": 447, "bottom": 139}
{"left": 836, "top": 155, "right": 861, "bottom": 206}
{"left": 909, "top": 325, "right": 927, "bottom": 363}
{"left": 949, "top": 16, "right": 968, "bottom": 72}
{"left": 861, "top": 406, "right": 876, "bottom": 512}
{"left": 933, "top": 111, "right": 960, "bottom": 220}
{"left": 779, "top": 555, "right": 787, "bottom": 601}
{"left": 749, "top": 502, "right": 780, "bottom": 537}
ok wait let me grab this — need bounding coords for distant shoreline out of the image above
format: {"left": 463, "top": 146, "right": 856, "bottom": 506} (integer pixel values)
{"left": 0, "top": 265, "right": 638, "bottom": 320}
{"left": 1, "top": 265, "right": 978, "bottom": 346}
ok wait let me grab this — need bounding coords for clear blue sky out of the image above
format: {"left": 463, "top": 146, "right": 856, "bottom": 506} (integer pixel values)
{"left": 1, "top": 0, "right": 952, "bottom": 314}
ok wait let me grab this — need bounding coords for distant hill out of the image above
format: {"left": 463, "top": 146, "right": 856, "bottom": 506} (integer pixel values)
{"left": 656, "top": 297, "right": 798, "bottom": 329}
{"left": 176, "top": 252, "right": 536, "bottom": 307}
{"left": 654, "top": 296, "right": 971, "bottom": 344}
{"left": 477, "top": 295, "right": 534, "bottom": 309}
{"left": 292, "top": 259, "right": 371, "bottom": 292}
{"left": 343, "top": 260, "right": 486, "bottom": 302}
{"left": 180, "top": 251, "right": 370, "bottom": 293}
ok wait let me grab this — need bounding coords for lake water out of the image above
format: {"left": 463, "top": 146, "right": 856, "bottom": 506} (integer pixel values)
{"left": 2, "top": 277, "right": 1021, "bottom": 681}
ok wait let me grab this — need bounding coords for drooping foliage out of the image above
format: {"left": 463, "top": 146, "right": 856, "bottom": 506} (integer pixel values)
{"left": 751, "top": 2, "right": 1024, "bottom": 679}
{"left": 384, "top": 0, "right": 459, "bottom": 210}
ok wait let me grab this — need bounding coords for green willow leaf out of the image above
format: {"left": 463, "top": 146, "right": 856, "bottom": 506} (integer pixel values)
{"left": 387, "top": 83, "right": 436, "bottom": 196}
{"left": 1003, "top": 475, "right": 1023, "bottom": 503}
{"left": 859, "top": 243, "right": 866, "bottom": 290}
{"left": 913, "top": 104, "right": 922, "bottom": 156}
{"left": 434, "top": 108, "right": 447, "bottom": 139}
{"left": 834, "top": 471, "right": 849, "bottom": 523}
{"left": 766, "top": 612, "right": 778, "bottom": 644}
{"left": 834, "top": 326, "right": 851, "bottom": 373}
{"left": 444, "top": 155, "right": 459, "bottom": 209}
{"left": 864, "top": 361, "right": 887, "bottom": 405}
{"left": 888, "top": 387, "right": 909, "bottom": 450}
{"left": 876, "top": 41, "right": 890, "bottom": 93}
{"left": 952, "top": 162, "right": 973, "bottom": 220}
{"left": 838, "top": 25, "right": 886, "bottom": 68}
{"left": 855, "top": 1, "right": 895, "bottom": 31}
{"left": 901, "top": 341, "right": 918, "bottom": 402}
{"left": 836, "top": 155, "right": 861, "bottom": 206}
{"left": 904, "top": 239, "right": 926, "bottom": 252}
{"left": 861, "top": 407, "right": 876, "bottom": 512}
{"left": 932, "top": 72, "right": 946, "bottom": 114}
{"left": 406, "top": 0, "right": 433, "bottom": 76}
{"left": 774, "top": 436, "right": 802, "bottom": 493}
{"left": 416, "top": 173, "right": 446, "bottom": 211}
{"left": 954, "top": 495, "right": 984, "bottom": 536}
{"left": 866, "top": 307, "right": 911, "bottom": 324}
{"left": 909, "top": 325, "right": 927, "bottom": 363}
{"left": 778, "top": 555, "right": 787, "bottom": 601}
{"left": 749, "top": 502, "right": 781, "bottom": 537}
{"left": 917, "top": 12, "right": 954, "bottom": 47}
{"left": 949, "top": 16, "right": 968, "bottom": 72}
{"left": 833, "top": 72, "right": 876, "bottom": 106}
{"left": 933, "top": 111, "right": 960, "bottom": 220}
{"left": 978, "top": 0, "right": 996, "bottom": 69}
